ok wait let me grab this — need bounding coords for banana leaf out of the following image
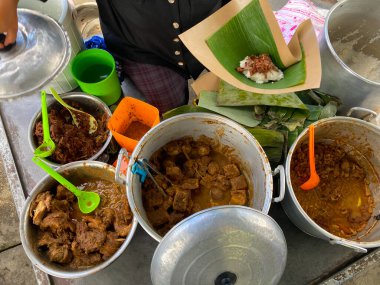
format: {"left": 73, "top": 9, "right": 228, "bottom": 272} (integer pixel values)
{"left": 287, "top": 129, "right": 299, "bottom": 147}
{"left": 162, "top": 105, "right": 214, "bottom": 120}
{"left": 319, "top": 101, "right": 338, "bottom": 119}
{"left": 245, "top": 128, "right": 284, "bottom": 148}
{"left": 206, "top": 0, "right": 306, "bottom": 89}
{"left": 198, "top": 91, "right": 261, "bottom": 127}
{"left": 263, "top": 147, "right": 283, "bottom": 164}
{"left": 306, "top": 105, "right": 322, "bottom": 121}
{"left": 280, "top": 109, "right": 309, "bottom": 131}
{"left": 254, "top": 105, "right": 267, "bottom": 116}
{"left": 217, "top": 81, "right": 307, "bottom": 109}
{"left": 268, "top": 106, "right": 291, "bottom": 120}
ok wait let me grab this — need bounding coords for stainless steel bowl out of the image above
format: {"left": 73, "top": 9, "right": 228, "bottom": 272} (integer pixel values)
{"left": 119, "top": 113, "right": 285, "bottom": 242}
{"left": 19, "top": 161, "right": 138, "bottom": 278}
{"left": 319, "top": 0, "right": 380, "bottom": 114}
{"left": 282, "top": 117, "right": 380, "bottom": 253}
{"left": 28, "top": 92, "right": 112, "bottom": 167}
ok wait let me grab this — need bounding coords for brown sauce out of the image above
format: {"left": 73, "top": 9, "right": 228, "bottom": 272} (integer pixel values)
{"left": 29, "top": 178, "right": 133, "bottom": 269}
{"left": 291, "top": 142, "right": 375, "bottom": 239}
{"left": 123, "top": 120, "right": 150, "bottom": 140}
{"left": 34, "top": 100, "right": 108, "bottom": 164}
{"left": 142, "top": 135, "right": 253, "bottom": 236}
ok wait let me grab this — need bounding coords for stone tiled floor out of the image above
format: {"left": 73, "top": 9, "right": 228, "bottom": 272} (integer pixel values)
{"left": 0, "top": 157, "right": 36, "bottom": 284}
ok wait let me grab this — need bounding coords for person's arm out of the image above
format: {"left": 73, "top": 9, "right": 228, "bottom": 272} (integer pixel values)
{"left": 0, "top": 0, "right": 18, "bottom": 49}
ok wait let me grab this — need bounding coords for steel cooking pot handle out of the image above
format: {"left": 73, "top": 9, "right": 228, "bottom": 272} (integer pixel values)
{"left": 329, "top": 239, "right": 367, "bottom": 253}
{"left": 115, "top": 148, "right": 130, "bottom": 185}
{"left": 272, "top": 165, "right": 285, "bottom": 203}
{"left": 347, "top": 107, "right": 378, "bottom": 122}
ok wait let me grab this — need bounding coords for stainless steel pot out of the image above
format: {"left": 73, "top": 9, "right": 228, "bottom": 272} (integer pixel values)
{"left": 318, "top": 0, "right": 380, "bottom": 114}
{"left": 116, "top": 113, "right": 285, "bottom": 242}
{"left": 282, "top": 112, "right": 380, "bottom": 253}
{"left": 28, "top": 92, "right": 112, "bottom": 168}
{"left": 151, "top": 206, "right": 287, "bottom": 285}
{"left": 19, "top": 161, "right": 138, "bottom": 278}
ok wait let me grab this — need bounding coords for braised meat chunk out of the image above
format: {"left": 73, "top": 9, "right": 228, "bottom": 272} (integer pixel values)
{"left": 143, "top": 136, "right": 252, "bottom": 236}
{"left": 30, "top": 192, "right": 52, "bottom": 226}
{"left": 173, "top": 190, "right": 192, "bottom": 212}
{"left": 230, "top": 175, "right": 248, "bottom": 190}
{"left": 223, "top": 164, "right": 240, "bottom": 178}
{"left": 76, "top": 221, "right": 107, "bottom": 254}
{"left": 30, "top": 178, "right": 133, "bottom": 269}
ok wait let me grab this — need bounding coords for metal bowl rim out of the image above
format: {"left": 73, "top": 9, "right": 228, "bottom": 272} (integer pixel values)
{"left": 126, "top": 112, "right": 274, "bottom": 242}
{"left": 19, "top": 160, "right": 138, "bottom": 278}
{"left": 27, "top": 92, "right": 113, "bottom": 168}
{"left": 285, "top": 116, "right": 380, "bottom": 247}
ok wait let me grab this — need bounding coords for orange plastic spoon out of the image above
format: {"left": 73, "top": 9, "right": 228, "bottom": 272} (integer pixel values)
{"left": 300, "top": 124, "right": 320, "bottom": 191}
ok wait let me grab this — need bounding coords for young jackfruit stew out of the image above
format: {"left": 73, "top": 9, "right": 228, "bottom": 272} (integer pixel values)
{"left": 142, "top": 135, "right": 253, "bottom": 236}
{"left": 29, "top": 179, "right": 133, "bottom": 268}
{"left": 34, "top": 100, "right": 108, "bottom": 164}
{"left": 291, "top": 142, "right": 376, "bottom": 239}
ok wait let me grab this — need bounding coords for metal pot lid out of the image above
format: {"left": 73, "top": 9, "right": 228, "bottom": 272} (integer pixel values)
{"left": 151, "top": 206, "right": 287, "bottom": 285}
{"left": 0, "top": 9, "right": 71, "bottom": 100}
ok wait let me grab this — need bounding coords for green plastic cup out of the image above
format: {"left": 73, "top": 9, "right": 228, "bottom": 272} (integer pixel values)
{"left": 71, "top": 48, "right": 121, "bottom": 106}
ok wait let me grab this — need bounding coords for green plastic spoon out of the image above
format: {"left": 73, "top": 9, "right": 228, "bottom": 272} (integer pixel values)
{"left": 32, "top": 156, "right": 100, "bottom": 214}
{"left": 50, "top": 87, "right": 98, "bottom": 134}
{"left": 34, "top": 91, "right": 56, "bottom": 158}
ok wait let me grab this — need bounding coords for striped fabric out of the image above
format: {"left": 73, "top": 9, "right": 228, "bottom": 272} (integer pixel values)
{"left": 122, "top": 59, "right": 189, "bottom": 113}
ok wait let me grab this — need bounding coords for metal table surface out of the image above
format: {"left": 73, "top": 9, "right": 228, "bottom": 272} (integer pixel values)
{"left": 0, "top": 91, "right": 367, "bottom": 285}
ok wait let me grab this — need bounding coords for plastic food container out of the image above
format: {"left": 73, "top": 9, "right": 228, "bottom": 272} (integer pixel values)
{"left": 107, "top": 97, "right": 160, "bottom": 153}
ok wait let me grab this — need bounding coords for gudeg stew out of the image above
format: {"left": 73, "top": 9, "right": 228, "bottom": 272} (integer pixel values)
{"left": 29, "top": 179, "right": 133, "bottom": 268}
{"left": 142, "top": 136, "right": 252, "bottom": 236}
{"left": 34, "top": 100, "right": 108, "bottom": 164}
{"left": 291, "top": 142, "right": 375, "bottom": 239}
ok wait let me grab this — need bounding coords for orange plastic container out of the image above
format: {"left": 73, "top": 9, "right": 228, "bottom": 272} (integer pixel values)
{"left": 107, "top": 97, "right": 160, "bottom": 152}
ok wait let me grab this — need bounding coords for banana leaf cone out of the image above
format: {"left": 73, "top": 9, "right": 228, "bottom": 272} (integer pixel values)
{"left": 179, "top": 0, "right": 321, "bottom": 94}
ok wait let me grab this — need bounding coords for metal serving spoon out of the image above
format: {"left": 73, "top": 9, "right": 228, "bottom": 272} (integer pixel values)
{"left": 34, "top": 91, "right": 56, "bottom": 158}
{"left": 32, "top": 156, "right": 100, "bottom": 214}
{"left": 300, "top": 124, "right": 320, "bottom": 190}
{"left": 50, "top": 87, "right": 98, "bottom": 134}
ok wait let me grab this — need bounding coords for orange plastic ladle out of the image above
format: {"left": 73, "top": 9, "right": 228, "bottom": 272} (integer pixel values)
{"left": 300, "top": 124, "right": 320, "bottom": 191}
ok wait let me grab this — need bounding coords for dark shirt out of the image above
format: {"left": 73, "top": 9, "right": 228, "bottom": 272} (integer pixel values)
{"left": 96, "top": 0, "right": 228, "bottom": 79}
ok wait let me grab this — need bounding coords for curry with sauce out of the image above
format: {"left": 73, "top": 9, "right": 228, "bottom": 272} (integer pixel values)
{"left": 291, "top": 142, "right": 375, "bottom": 239}
{"left": 29, "top": 179, "right": 133, "bottom": 268}
{"left": 142, "top": 135, "right": 252, "bottom": 236}
{"left": 123, "top": 120, "right": 150, "bottom": 141}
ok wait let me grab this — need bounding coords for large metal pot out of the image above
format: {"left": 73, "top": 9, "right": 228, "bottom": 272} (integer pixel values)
{"left": 318, "top": 0, "right": 380, "bottom": 114}
{"left": 282, "top": 115, "right": 380, "bottom": 253}
{"left": 19, "top": 161, "right": 138, "bottom": 278}
{"left": 116, "top": 113, "right": 285, "bottom": 242}
{"left": 28, "top": 92, "right": 112, "bottom": 168}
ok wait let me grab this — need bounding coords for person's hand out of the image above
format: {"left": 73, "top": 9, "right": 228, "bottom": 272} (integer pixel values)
{"left": 0, "top": 0, "right": 19, "bottom": 49}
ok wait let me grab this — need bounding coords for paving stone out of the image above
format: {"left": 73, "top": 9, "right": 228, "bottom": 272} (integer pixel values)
{"left": 0, "top": 158, "right": 21, "bottom": 251}
{"left": 322, "top": 248, "right": 380, "bottom": 285}
{"left": 0, "top": 245, "right": 36, "bottom": 285}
